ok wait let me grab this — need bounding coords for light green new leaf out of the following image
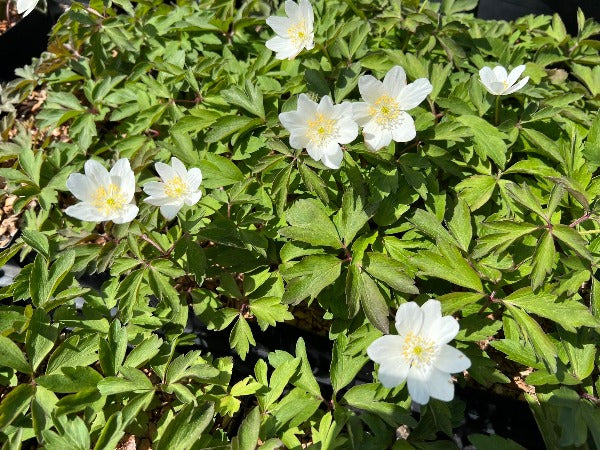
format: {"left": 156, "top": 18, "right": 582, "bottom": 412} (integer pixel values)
{"left": 530, "top": 231, "right": 556, "bottom": 290}
{"left": 447, "top": 198, "right": 472, "bottom": 252}
{"left": 230, "top": 316, "right": 255, "bottom": 360}
{"left": 156, "top": 402, "right": 215, "bottom": 450}
{"left": 552, "top": 224, "right": 592, "bottom": 261}
{"left": 0, "top": 335, "right": 32, "bottom": 374}
{"left": 249, "top": 297, "right": 293, "bottom": 331}
{"left": 457, "top": 115, "right": 507, "bottom": 168}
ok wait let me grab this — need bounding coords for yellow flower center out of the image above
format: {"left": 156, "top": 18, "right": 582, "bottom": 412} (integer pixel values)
{"left": 164, "top": 176, "right": 187, "bottom": 198}
{"left": 401, "top": 332, "right": 436, "bottom": 368}
{"left": 91, "top": 184, "right": 127, "bottom": 216}
{"left": 370, "top": 95, "right": 402, "bottom": 129}
{"left": 307, "top": 113, "right": 337, "bottom": 147}
{"left": 288, "top": 21, "right": 308, "bottom": 46}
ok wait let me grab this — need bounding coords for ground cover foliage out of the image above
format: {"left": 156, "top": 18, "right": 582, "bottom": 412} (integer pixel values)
{"left": 1, "top": 0, "right": 600, "bottom": 448}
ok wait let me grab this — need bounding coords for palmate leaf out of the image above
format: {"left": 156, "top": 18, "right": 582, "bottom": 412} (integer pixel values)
{"left": 280, "top": 199, "right": 342, "bottom": 249}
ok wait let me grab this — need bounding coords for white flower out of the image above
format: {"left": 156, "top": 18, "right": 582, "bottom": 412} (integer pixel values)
{"left": 367, "top": 299, "right": 471, "bottom": 405}
{"left": 479, "top": 65, "right": 529, "bottom": 95}
{"left": 16, "top": 0, "right": 39, "bottom": 16}
{"left": 279, "top": 94, "right": 358, "bottom": 169}
{"left": 265, "top": 0, "right": 314, "bottom": 60}
{"left": 65, "top": 159, "right": 138, "bottom": 224}
{"left": 142, "top": 157, "right": 202, "bottom": 220}
{"left": 352, "top": 66, "right": 433, "bottom": 151}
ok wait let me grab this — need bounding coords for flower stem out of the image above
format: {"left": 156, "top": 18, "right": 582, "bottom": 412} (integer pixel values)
{"left": 494, "top": 96, "right": 501, "bottom": 126}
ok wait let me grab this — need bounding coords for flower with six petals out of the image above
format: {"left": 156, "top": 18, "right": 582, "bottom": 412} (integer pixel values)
{"left": 367, "top": 299, "right": 471, "bottom": 405}
{"left": 353, "top": 66, "right": 432, "bottom": 151}
{"left": 279, "top": 93, "right": 358, "bottom": 169}
{"left": 65, "top": 159, "right": 138, "bottom": 224}
{"left": 142, "top": 157, "right": 203, "bottom": 220}
{"left": 266, "top": 0, "right": 315, "bottom": 60}
{"left": 479, "top": 64, "right": 529, "bottom": 95}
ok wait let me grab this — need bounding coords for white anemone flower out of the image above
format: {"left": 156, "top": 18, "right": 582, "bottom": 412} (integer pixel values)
{"left": 367, "top": 299, "right": 471, "bottom": 405}
{"left": 479, "top": 65, "right": 529, "bottom": 95}
{"left": 16, "top": 0, "right": 39, "bottom": 16}
{"left": 142, "top": 157, "right": 202, "bottom": 220}
{"left": 352, "top": 66, "right": 433, "bottom": 151}
{"left": 279, "top": 94, "right": 358, "bottom": 169}
{"left": 266, "top": 0, "right": 314, "bottom": 60}
{"left": 65, "top": 159, "right": 138, "bottom": 224}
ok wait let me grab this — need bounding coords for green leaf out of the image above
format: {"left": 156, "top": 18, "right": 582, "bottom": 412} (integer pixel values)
{"left": 97, "top": 368, "right": 153, "bottom": 395}
{"left": 345, "top": 264, "right": 361, "bottom": 319}
{"left": 36, "top": 366, "right": 103, "bottom": 393}
{"left": 205, "top": 115, "right": 261, "bottom": 143}
{"left": 457, "top": 115, "right": 507, "bottom": 168}
{"left": 468, "top": 434, "right": 526, "bottom": 450}
{"left": 530, "top": 231, "right": 556, "bottom": 290}
{"left": 456, "top": 174, "right": 496, "bottom": 211}
{"left": 0, "top": 384, "right": 35, "bottom": 431}
{"left": 409, "top": 209, "right": 459, "bottom": 247}
{"left": 280, "top": 199, "right": 342, "bottom": 248}
{"left": 552, "top": 224, "right": 592, "bottom": 261}
{"left": 447, "top": 198, "right": 472, "bottom": 252}
{"left": 363, "top": 252, "right": 418, "bottom": 295}
{"left": 198, "top": 153, "right": 245, "bottom": 188}
{"left": 230, "top": 316, "right": 255, "bottom": 360}
{"left": 234, "top": 406, "right": 260, "bottom": 450}
{"left": 504, "top": 182, "right": 548, "bottom": 221}
{"left": 413, "top": 240, "right": 483, "bottom": 292}
{"left": 249, "top": 297, "right": 293, "bottom": 331}
{"left": 0, "top": 335, "right": 32, "bottom": 374}
{"left": 281, "top": 255, "right": 342, "bottom": 305}
{"left": 338, "top": 188, "right": 374, "bottom": 245}
{"left": 260, "top": 357, "right": 300, "bottom": 411}
{"left": 521, "top": 127, "right": 565, "bottom": 164}
{"left": 99, "top": 319, "right": 128, "bottom": 377}
{"left": 504, "top": 304, "right": 557, "bottom": 373}
{"left": 156, "top": 402, "right": 215, "bottom": 450}
{"left": 26, "top": 309, "right": 59, "bottom": 372}
{"left": 503, "top": 287, "right": 599, "bottom": 332}
{"left": 222, "top": 81, "right": 265, "bottom": 119}
{"left": 359, "top": 271, "right": 390, "bottom": 334}
{"left": 343, "top": 383, "right": 416, "bottom": 427}
{"left": 124, "top": 334, "right": 163, "bottom": 368}
{"left": 21, "top": 230, "right": 50, "bottom": 259}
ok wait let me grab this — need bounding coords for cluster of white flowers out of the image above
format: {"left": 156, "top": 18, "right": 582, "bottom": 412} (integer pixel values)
{"left": 65, "top": 157, "right": 202, "bottom": 224}
{"left": 266, "top": 0, "right": 529, "bottom": 169}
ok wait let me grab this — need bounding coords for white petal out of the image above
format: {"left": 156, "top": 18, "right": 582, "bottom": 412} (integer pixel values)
{"left": 367, "top": 335, "right": 405, "bottom": 364}
{"left": 378, "top": 362, "right": 410, "bottom": 388}
{"left": 504, "top": 76, "right": 529, "bottom": 95}
{"left": 352, "top": 102, "right": 372, "bottom": 126}
{"left": 492, "top": 65, "right": 508, "bottom": 82}
{"left": 331, "top": 101, "right": 353, "bottom": 120}
{"left": 486, "top": 81, "right": 506, "bottom": 95}
{"left": 420, "top": 299, "right": 442, "bottom": 322}
{"left": 171, "top": 157, "right": 188, "bottom": 179}
{"left": 506, "top": 65, "right": 526, "bottom": 87}
{"left": 395, "top": 302, "right": 424, "bottom": 336}
{"left": 17, "top": 0, "right": 38, "bottom": 16}
{"left": 65, "top": 203, "right": 103, "bottom": 222}
{"left": 110, "top": 158, "right": 132, "bottom": 178}
{"left": 358, "top": 75, "right": 384, "bottom": 103}
{"left": 110, "top": 159, "right": 135, "bottom": 201}
{"left": 364, "top": 125, "right": 392, "bottom": 151}
{"left": 297, "top": 93, "right": 317, "bottom": 116}
{"left": 397, "top": 78, "right": 432, "bottom": 110}
{"left": 279, "top": 110, "right": 306, "bottom": 133}
{"left": 300, "top": 0, "right": 314, "bottom": 27}
{"left": 433, "top": 345, "right": 471, "bottom": 373}
{"left": 266, "top": 36, "right": 297, "bottom": 60}
{"left": 382, "top": 66, "right": 407, "bottom": 98}
{"left": 184, "top": 191, "right": 202, "bottom": 206}
{"left": 266, "top": 15, "right": 292, "bottom": 36}
{"left": 284, "top": 0, "right": 301, "bottom": 19}
{"left": 424, "top": 316, "right": 459, "bottom": 345}
{"left": 391, "top": 112, "right": 416, "bottom": 143}
{"left": 337, "top": 118, "right": 358, "bottom": 144}
{"left": 187, "top": 167, "right": 203, "bottom": 190}
{"left": 305, "top": 142, "right": 323, "bottom": 161}
{"left": 317, "top": 95, "right": 335, "bottom": 115}
{"left": 144, "top": 196, "right": 169, "bottom": 206}
{"left": 155, "top": 162, "right": 177, "bottom": 182}
{"left": 321, "top": 148, "right": 343, "bottom": 169}
{"left": 112, "top": 204, "right": 139, "bottom": 224}
{"left": 66, "top": 173, "right": 96, "bottom": 202}
{"left": 142, "top": 181, "right": 166, "bottom": 197}
{"left": 406, "top": 368, "right": 431, "bottom": 405}
{"left": 289, "top": 132, "right": 310, "bottom": 149}
{"left": 426, "top": 368, "right": 455, "bottom": 402}
{"left": 84, "top": 159, "right": 110, "bottom": 188}
{"left": 160, "top": 203, "right": 183, "bottom": 220}
{"left": 478, "top": 66, "right": 496, "bottom": 87}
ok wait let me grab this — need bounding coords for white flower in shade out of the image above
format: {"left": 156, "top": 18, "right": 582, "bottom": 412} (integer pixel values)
{"left": 367, "top": 299, "right": 471, "bottom": 405}
{"left": 279, "top": 94, "right": 358, "bottom": 169}
{"left": 65, "top": 159, "right": 138, "bottom": 224}
{"left": 142, "top": 157, "right": 202, "bottom": 220}
{"left": 479, "top": 65, "right": 529, "bottom": 95}
{"left": 16, "top": 0, "right": 39, "bottom": 16}
{"left": 265, "top": 0, "right": 314, "bottom": 60}
{"left": 352, "top": 66, "right": 433, "bottom": 152}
